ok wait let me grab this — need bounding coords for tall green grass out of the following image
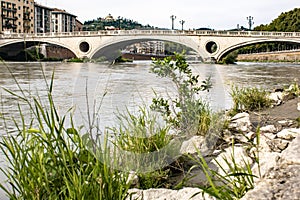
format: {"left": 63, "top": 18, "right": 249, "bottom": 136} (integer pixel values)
{"left": 230, "top": 85, "right": 271, "bottom": 114}
{"left": 0, "top": 68, "right": 131, "bottom": 199}
{"left": 111, "top": 106, "right": 171, "bottom": 154}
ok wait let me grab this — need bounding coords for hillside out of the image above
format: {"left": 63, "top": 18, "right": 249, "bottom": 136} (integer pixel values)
{"left": 83, "top": 14, "right": 159, "bottom": 31}
{"left": 254, "top": 8, "right": 300, "bottom": 31}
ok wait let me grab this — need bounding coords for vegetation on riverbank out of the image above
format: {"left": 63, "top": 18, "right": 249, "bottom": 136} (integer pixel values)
{"left": 0, "top": 54, "right": 281, "bottom": 200}
{"left": 66, "top": 57, "right": 86, "bottom": 63}
{"left": 0, "top": 70, "right": 131, "bottom": 199}
{"left": 218, "top": 52, "right": 238, "bottom": 64}
{"left": 230, "top": 86, "right": 271, "bottom": 114}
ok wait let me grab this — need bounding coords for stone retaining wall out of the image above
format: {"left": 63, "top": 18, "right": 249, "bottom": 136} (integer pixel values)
{"left": 237, "top": 51, "right": 300, "bottom": 62}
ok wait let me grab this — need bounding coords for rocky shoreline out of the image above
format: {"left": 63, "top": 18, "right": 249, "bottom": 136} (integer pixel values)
{"left": 126, "top": 92, "right": 300, "bottom": 199}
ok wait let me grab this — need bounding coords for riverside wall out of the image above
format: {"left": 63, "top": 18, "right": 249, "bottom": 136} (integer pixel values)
{"left": 237, "top": 50, "right": 300, "bottom": 62}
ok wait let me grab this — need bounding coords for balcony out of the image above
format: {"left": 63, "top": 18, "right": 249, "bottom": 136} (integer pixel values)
{"left": 3, "top": 24, "right": 17, "bottom": 29}
{"left": 2, "top": 15, "right": 18, "bottom": 20}
{"left": 1, "top": 7, "right": 17, "bottom": 12}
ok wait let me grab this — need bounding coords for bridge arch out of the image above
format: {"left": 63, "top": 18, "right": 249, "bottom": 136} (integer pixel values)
{"left": 0, "top": 39, "right": 78, "bottom": 60}
{"left": 89, "top": 35, "right": 204, "bottom": 61}
{"left": 216, "top": 38, "right": 300, "bottom": 62}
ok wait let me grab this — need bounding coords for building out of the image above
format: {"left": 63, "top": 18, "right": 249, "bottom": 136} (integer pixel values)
{"left": 1, "top": 1, "right": 80, "bottom": 34}
{"left": 51, "top": 8, "right": 76, "bottom": 33}
{"left": 1, "top": 0, "right": 35, "bottom": 33}
{"left": 128, "top": 41, "right": 165, "bottom": 55}
{"left": 34, "top": 2, "right": 51, "bottom": 33}
{"left": 74, "top": 19, "right": 82, "bottom": 31}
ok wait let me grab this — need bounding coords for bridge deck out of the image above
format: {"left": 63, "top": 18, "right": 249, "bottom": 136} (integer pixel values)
{"left": 1, "top": 30, "right": 300, "bottom": 39}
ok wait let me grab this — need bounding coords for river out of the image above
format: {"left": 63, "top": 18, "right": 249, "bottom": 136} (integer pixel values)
{"left": 0, "top": 60, "right": 300, "bottom": 198}
{"left": 1, "top": 61, "right": 300, "bottom": 132}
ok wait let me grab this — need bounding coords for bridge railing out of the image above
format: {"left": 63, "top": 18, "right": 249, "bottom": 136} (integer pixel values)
{"left": 1, "top": 30, "right": 300, "bottom": 39}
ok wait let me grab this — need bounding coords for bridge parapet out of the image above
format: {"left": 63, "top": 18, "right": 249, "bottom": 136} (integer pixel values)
{"left": 1, "top": 30, "right": 300, "bottom": 39}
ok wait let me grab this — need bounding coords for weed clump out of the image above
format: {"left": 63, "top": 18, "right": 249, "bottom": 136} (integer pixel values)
{"left": 230, "top": 86, "right": 271, "bottom": 114}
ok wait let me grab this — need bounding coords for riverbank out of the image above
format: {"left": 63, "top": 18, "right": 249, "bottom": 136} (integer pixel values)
{"left": 127, "top": 92, "right": 300, "bottom": 200}
{"left": 237, "top": 50, "right": 300, "bottom": 62}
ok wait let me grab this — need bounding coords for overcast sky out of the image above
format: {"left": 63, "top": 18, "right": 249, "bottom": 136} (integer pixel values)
{"left": 36, "top": 0, "right": 299, "bottom": 30}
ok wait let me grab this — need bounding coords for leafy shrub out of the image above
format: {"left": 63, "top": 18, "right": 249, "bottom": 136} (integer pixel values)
{"left": 150, "top": 53, "right": 212, "bottom": 136}
{"left": 219, "top": 52, "right": 237, "bottom": 64}
{"left": 230, "top": 86, "right": 271, "bottom": 114}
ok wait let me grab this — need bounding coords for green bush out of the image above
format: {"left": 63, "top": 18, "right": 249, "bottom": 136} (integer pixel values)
{"left": 150, "top": 53, "right": 212, "bottom": 136}
{"left": 219, "top": 52, "right": 237, "bottom": 64}
{"left": 230, "top": 86, "right": 271, "bottom": 114}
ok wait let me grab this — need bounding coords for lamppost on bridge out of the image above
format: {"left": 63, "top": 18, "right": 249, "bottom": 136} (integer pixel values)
{"left": 247, "top": 16, "right": 254, "bottom": 30}
{"left": 117, "top": 16, "right": 122, "bottom": 30}
{"left": 170, "top": 15, "right": 176, "bottom": 30}
{"left": 179, "top": 20, "right": 185, "bottom": 30}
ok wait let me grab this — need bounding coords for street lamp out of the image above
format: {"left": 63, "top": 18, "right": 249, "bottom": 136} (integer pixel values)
{"left": 170, "top": 15, "right": 176, "bottom": 30}
{"left": 247, "top": 16, "right": 254, "bottom": 30}
{"left": 118, "top": 16, "right": 122, "bottom": 30}
{"left": 179, "top": 20, "right": 185, "bottom": 30}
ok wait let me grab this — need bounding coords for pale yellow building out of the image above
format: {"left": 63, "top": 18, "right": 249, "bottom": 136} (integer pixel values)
{"left": 0, "top": 0, "right": 35, "bottom": 33}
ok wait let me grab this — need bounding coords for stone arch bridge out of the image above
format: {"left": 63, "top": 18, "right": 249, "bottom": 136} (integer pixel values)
{"left": 1, "top": 30, "right": 300, "bottom": 62}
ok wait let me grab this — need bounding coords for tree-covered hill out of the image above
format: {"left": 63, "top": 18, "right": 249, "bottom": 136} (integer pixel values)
{"left": 83, "top": 14, "right": 160, "bottom": 31}
{"left": 254, "top": 8, "right": 300, "bottom": 32}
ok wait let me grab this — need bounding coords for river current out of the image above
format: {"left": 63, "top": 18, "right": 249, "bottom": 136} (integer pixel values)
{"left": 1, "top": 61, "right": 300, "bottom": 132}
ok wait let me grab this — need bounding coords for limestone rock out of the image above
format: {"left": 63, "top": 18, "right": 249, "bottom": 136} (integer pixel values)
{"left": 229, "top": 112, "right": 251, "bottom": 132}
{"left": 126, "top": 187, "right": 216, "bottom": 200}
{"left": 280, "top": 134, "right": 300, "bottom": 165}
{"left": 253, "top": 134, "right": 272, "bottom": 153}
{"left": 268, "top": 92, "right": 283, "bottom": 106}
{"left": 267, "top": 138, "right": 289, "bottom": 152}
{"left": 260, "top": 125, "right": 277, "bottom": 133}
{"left": 242, "top": 135, "right": 300, "bottom": 200}
{"left": 180, "top": 136, "right": 206, "bottom": 155}
{"left": 251, "top": 152, "right": 280, "bottom": 182}
{"left": 278, "top": 120, "right": 293, "bottom": 126}
{"left": 212, "top": 146, "right": 253, "bottom": 176}
{"left": 276, "top": 128, "right": 300, "bottom": 140}
{"left": 127, "top": 171, "right": 139, "bottom": 187}
{"left": 241, "top": 164, "right": 300, "bottom": 200}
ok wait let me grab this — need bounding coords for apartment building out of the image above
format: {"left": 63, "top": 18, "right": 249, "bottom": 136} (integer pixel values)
{"left": 51, "top": 8, "right": 76, "bottom": 33}
{"left": 1, "top": 0, "right": 78, "bottom": 33}
{"left": 1, "top": 0, "right": 35, "bottom": 33}
{"left": 34, "top": 3, "right": 51, "bottom": 33}
{"left": 130, "top": 41, "right": 165, "bottom": 55}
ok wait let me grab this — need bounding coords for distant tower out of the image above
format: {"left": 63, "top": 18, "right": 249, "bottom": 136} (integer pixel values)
{"left": 247, "top": 16, "right": 254, "bottom": 30}
{"left": 170, "top": 15, "right": 176, "bottom": 30}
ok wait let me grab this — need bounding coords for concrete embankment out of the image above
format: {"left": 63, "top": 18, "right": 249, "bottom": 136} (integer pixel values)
{"left": 237, "top": 50, "right": 300, "bottom": 62}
